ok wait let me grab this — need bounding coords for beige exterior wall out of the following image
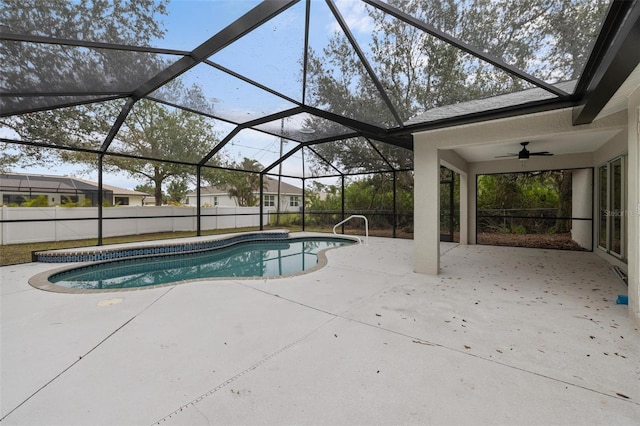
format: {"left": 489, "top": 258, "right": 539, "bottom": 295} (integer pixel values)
{"left": 114, "top": 194, "right": 145, "bottom": 207}
{"left": 188, "top": 193, "right": 302, "bottom": 212}
{"left": 413, "top": 144, "right": 440, "bottom": 274}
{"left": 413, "top": 100, "right": 639, "bottom": 325}
{"left": 626, "top": 86, "right": 640, "bottom": 327}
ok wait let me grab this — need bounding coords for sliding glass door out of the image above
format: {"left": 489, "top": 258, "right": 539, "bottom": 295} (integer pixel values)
{"left": 598, "top": 156, "right": 626, "bottom": 260}
{"left": 599, "top": 165, "right": 608, "bottom": 249}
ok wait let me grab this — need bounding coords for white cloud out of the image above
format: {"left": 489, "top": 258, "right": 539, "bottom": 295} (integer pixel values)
{"left": 328, "top": 0, "right": 373, "bottom": 34}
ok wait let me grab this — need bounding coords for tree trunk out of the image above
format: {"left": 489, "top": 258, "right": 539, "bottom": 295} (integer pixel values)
{"left": 154, "top": 185, "right": 163, "bottom": 206}
{"left": 154, "top": 166, "right": 163, "bottom": 206}
{"left": 555, "top": 171, "right": 572, "bottom": 232}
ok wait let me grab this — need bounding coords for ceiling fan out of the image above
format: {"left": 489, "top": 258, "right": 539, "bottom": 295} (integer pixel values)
{"left": 495, "top": 142, "right": 553, "bottom": 160}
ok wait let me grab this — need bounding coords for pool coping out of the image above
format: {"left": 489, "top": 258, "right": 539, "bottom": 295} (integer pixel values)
{"left": 28, "top": 231, "right": 361, "bottom": 294}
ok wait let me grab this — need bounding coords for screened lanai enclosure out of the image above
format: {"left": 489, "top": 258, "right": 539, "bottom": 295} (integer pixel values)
{"left": 1, "top": 0, "right": 638, "bottom": 249}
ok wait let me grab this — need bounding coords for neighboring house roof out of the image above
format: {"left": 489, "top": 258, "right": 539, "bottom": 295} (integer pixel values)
{"left": 72, "top": 177, "right": 150, "bottom": 196}
{"left": 0, "top": 173, "right": 150, "bottom": 196}
{"left": 406, "top": 80, "right": 577, "bottom": 125}
{"left": 263, "top": 177, "right": 302, "bottom": 195}
{"left": 187, "top": 176, "right": 302, "bottom": 197}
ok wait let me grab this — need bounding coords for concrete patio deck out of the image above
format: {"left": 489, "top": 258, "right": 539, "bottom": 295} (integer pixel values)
{"left": 1, "top": 235, "right": 638, "bottom": 425}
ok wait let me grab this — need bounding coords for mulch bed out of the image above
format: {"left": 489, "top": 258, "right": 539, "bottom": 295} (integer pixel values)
{"left": 477, "top": 232, "right": 588, "bottom": 251}
{"left": 307, "top": 227, "right": 586, "bottom": 251}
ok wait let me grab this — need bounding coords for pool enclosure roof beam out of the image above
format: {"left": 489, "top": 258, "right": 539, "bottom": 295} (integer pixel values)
{"left": 148, "top": 96, "right": 311, "bottom": 147}
{"left": 100, "top": 97, "right": 136, "bottom": 152}
{"left": 0, "top": 137, "right": 205, "bottom": 168}
{"left": 263, "top": 130, "right": 366, "bottom": 176}
{"left": 0, "top": 32, "right": 191, "bottom": 56}
{"left": 131, "top": 0, "right": 299, "bottom": 101}
{"left": 362, "top": 0, "right": 569, "bottom": 98}
{"left": 573, "top": 0, "right": 640, "bottom": 125}
{"left": 301, "top": 0, "right": 312, "bottom": 105}
{"left": 262, "top": 143, "right": 304, "bottom": 175}
{"left": 204, "top": 60, "right": 302, "bottom": 108}
{"left": 302, "top": 105, "right": 412, "bottom": 149}
{"left": 306, "top": 146, "right": 345, "bottom": 176}
{"left": 199, "top": 107, "right": 306, "bottom": 166}
{"left": 366, "top": 137, "right": 396, "bottom": 171}
{"left": 326, "top": 0, "right": 404, "bottom": 128}
{"left": 0, "top": 95, "right": 129, "bottom": 118}
{"left": 2, "top": 91, "right": 131, "bottom": 98}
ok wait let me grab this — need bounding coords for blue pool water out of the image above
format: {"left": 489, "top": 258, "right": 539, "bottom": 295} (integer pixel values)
{"left": 49, "top": 237, "right": 355, "bottom": 290}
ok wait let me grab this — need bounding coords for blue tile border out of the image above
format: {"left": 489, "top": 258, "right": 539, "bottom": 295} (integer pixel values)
{"left": 34, "top": 231, "right": 289, "bottom": 263}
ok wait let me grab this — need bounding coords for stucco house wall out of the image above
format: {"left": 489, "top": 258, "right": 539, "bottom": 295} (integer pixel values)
{"left": 412, "top": 99, "right": 638, "bottom": 325}
{"left": 187, "top": 177, "right": 303, "bottom": 213}
{"left": 625, "top": 85, "right": 640, "bottom": 327}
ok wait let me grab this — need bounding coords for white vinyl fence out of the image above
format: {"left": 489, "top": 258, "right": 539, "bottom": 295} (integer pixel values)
{"left": 0, "top": 206, "right": 270, "bottom": 245}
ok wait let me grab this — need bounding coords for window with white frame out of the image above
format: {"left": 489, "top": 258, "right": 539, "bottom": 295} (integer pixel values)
{"left": 290, "top": 196, "right": 300, "bottom": 207}
{"left": 213, "top": 196, "right": 218, "bottom": 206}
{"left": 264, "top": 195, "right": 275, "bottom": 207}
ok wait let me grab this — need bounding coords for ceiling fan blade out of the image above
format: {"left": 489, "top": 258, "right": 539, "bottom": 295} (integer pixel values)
{"left": 530, "top": 152, "right": 553, "bottom": 156}
{"left": 494, "top": 154, "right": 518, "bottom": 158}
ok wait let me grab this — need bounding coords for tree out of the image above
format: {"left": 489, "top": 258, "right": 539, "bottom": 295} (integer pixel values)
{"left": 167, "top": 179, "right": 189, "bottom": 205}
{"left": 552, "top": 171, "right": 573, "bottom": 232}
{"left": 305, "top": 174, "right": 413, "bottom": 229}
{"left": 306, "top": 183, "right": 340, "bottom": 212}
{"left": 134, "top": 183, "right": 157, "bottom": 206}
{"left": 0, "top": 0, "right": 168, "bottom": 154}
{"left": 0, "top": 150, "right": 20, "bottom": 173}
{"left": 226, "top": 158, "right": 263, "bottom": 207}
{"left": 103, "top": 97, "right": 218, "bottom": 205}
{"left": 1, "top": 0, "right": 168, "bottom": 99}
{"left": 476, "top": 171, "right": 571, "bottom": 234}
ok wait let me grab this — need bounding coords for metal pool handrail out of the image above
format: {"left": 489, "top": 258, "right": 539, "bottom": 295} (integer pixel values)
{"left": 333, "top": 215, "right": 368, "bottom": 245}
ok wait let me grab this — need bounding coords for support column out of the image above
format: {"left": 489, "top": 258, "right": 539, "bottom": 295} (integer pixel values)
{"left": 413, "top": 143, "right": 440, "bottom": 275}
{"left": 196, "top": 166, "right": 202, "bottom": 236}
{"left": 392, "top": 171, "right": 397, "bottom": 238}
{"left": 459, "top": 171, "right": 468, "bottom": 245}
{"left": 468, "top": 169, "right": 477, "bottom": 245}
{"left": 341, "top": 175, "right": 345, "bottom": 234}
{"left": 571, "top": 168, "right": 593, "bottom": 250}
{"left": 259, "top": 173, "right": 265, "bottom": 231}
{"left": 97, "top": 154, "right": 103, "bottom": 246}
{"left": 301, "top": 177, "right": 306, "bottom": 231}
{"left": 627, "top": 87, "right": 640, "bottom": 327}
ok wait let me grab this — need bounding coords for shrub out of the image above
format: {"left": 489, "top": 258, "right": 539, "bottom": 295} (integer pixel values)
{"left": 21, "top": 195, "right": 49, "bottom": 207}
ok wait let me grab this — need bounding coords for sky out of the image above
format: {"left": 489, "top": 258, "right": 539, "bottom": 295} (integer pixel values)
{"left": 8, "top": 0, "right": 370, "bottom": 191}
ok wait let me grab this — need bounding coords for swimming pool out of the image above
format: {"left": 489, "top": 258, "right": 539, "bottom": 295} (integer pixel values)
{"left": 43, "top": 236, "right": 356, "bottom": 290}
